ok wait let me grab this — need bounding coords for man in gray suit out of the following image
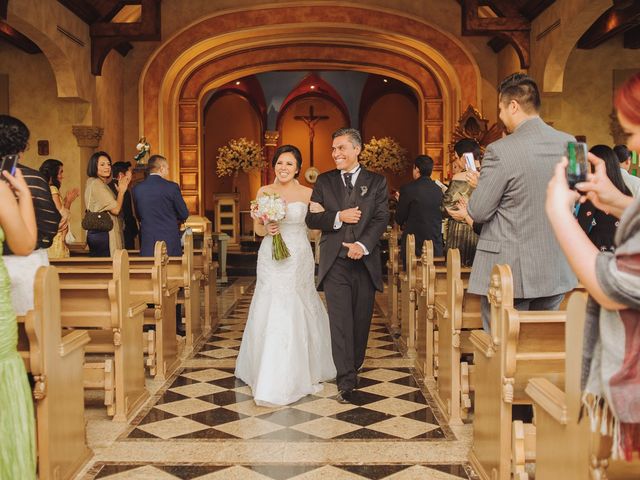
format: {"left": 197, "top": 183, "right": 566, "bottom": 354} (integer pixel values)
{"left": 467, "top": 73, "right": 577, "bottom": 332}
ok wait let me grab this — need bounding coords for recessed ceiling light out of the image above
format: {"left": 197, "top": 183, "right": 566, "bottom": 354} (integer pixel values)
{"left": 310, "top": 85, "right": 315, "bottom": 89}
{"left": 383, "top": 78, "right": 388, "bottom": 83}
{"left": 235, "top": 81, "right": 241, "bottom": 85}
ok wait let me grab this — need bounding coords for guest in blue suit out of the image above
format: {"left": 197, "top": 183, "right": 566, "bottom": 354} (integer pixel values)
{"left": 133, "top": 154, "right": 189, "bottom": 257}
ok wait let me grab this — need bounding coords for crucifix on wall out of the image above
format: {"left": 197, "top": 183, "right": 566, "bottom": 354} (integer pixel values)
{"left": 294, "top": 105, "right": 329, "bottom": 167}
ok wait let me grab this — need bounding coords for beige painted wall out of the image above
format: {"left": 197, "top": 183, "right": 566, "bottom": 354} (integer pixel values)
{"left": 552, "top": 36, "right": 640, "bottom": 146}
{"left": 4, "top": 1, "right": 127, "bottom": 239}
{"left": 0, "top": 42, "right": 86, "bottom": 238}
{"left": 96, "top": 50, "right": 125, "bottom": 162}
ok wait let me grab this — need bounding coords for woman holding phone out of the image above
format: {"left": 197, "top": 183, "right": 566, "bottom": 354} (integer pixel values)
{"left": 443, "top": 138, "right": 482, "bottom": 266}
{"left": 0, "top": 115, "right": 38, "bottom": 478}
{"left": 546, "top": 72, "right": 640, "bottom": 462}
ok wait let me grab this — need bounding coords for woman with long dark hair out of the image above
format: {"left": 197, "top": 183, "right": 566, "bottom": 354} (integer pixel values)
{"left": 39, "top": 158, "right": 79, "bottom": 258}
{"left": 575, "top": 145, "right": 631, "bottom": 252}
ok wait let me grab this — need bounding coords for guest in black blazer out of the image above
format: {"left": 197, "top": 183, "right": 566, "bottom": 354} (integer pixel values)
{"left": 133, "top": 155, "right": 189, "bottom": 257}
{"left": 109, "top": 161, "right": 139, "bottom": 250}
{"left": 395, "top": 155, "right": 444, "bottom": 266}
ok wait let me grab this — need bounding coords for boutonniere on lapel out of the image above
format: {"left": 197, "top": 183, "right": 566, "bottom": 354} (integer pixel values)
{"left": 360, "top": 186, "right": 368, "bottom": 197}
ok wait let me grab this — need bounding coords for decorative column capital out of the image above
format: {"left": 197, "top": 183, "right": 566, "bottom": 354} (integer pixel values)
{"left": 264, "top": 130, "right": 279, "bottom": 147}
{"left": 72, "top": 125, "right": 104, "bottom": 148}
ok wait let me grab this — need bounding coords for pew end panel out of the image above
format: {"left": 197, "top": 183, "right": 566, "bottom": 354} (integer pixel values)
{"left": 19, "top": 266, "right": 93, "bottom": 480}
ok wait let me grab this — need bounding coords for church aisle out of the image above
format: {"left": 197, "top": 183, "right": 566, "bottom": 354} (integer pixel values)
{"left": 78, "top": 278, "right": 476, "bottom": 480}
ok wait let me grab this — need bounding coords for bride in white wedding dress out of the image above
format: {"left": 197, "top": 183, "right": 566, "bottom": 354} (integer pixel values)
{"left": 235, "top": 144, "right": 336, "bottom": 406}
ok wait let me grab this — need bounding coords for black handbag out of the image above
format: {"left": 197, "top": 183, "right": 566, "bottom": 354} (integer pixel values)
{"left": 82, "top": 181, "right": 113, "bottom": 232}
{"left": 81, "top": 210, "right": 113, "bottom": 232}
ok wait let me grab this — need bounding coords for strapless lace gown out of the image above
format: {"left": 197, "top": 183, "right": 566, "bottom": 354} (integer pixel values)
{"left": 235, "top": 202, "right": 336, "bottom": 406}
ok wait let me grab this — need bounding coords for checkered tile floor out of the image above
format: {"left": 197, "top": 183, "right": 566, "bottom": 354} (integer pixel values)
{"left": 85, "top": 278, "right": 476, "bottom": 480}
{"left": 92, "top": 462, "right": 472, "bottom": 479}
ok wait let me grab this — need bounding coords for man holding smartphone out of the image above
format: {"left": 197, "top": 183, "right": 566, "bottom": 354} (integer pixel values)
{"left": 466, "top": 73, "right": 577, "bottom": 332}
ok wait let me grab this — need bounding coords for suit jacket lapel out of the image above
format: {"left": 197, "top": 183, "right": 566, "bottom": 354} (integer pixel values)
{"left": 352, "top": 167, "right": 370, "bottom": 203}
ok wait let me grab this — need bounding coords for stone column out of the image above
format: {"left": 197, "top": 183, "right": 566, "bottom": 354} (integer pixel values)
{"left": 263, "top": 130, "right": 279, "bottom": 185}
{"left": 72, "top": 126, "right": 104, "bottom": 242}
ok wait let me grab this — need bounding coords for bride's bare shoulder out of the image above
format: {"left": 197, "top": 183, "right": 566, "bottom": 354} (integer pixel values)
{"left": 298, "top": 185, "right": 313, "bottom": 202}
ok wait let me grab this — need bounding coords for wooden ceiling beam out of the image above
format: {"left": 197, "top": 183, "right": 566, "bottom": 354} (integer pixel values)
{"left": 0, "top": 0, "right": 8, "bottom": 20}
{"left": 461, "top": 0, "right": 531, "bottom": 68}
{"left": 624, "top": 24, "right": 640, "bottom": 49}
{"left": 577, "top": 3, "right": 640, "bottom": 49}
{"left": 90, "top": 0, "right": 160, "bottom": 75}
{"left": 0, "top": 20, "right": 42, "bottom": 54}
{"left": 58, "top": 0, "right": 100, "bottom": 24}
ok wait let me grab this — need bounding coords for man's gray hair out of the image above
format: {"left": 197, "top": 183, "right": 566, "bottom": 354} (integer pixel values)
{"left": 332, "top": 128, "right": 362, "bottom": 149}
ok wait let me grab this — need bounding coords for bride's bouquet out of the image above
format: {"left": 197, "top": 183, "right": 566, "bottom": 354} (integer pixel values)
{"left": 251, "top": 193, "right": 290, "bottom": 261}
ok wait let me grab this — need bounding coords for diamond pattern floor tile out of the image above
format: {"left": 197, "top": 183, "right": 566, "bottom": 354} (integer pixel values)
{"left": 86, "top": 278, "right": 476, "bottom": 480}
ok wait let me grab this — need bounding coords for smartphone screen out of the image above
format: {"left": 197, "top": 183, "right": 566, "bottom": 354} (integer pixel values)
{"left": 0, "top": 154, "right": 18, "bottom": 180}
{"left": 463, "top": 152, "right": 477, "bottom": 172}
{"left": 566, "top": 142, "right": 588, "bottom": 189}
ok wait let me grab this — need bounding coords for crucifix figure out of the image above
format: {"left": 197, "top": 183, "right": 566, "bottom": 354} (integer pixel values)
{"left": 294, "top": 105, "right": 329, "bottom": 167}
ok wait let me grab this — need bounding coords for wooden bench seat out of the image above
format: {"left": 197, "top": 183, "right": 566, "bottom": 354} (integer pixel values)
{"left": 433, "top": 248, "right": 480, "bottom": 425}
{"left": 17, "top": 266, "right": 92, "bottom": 480}
{"left": 525, "top": 292, "right": 640, "bottom": 479}
{"left": 54, "top": 250, "right": 149, "bottom": 421}
{"left": 469, "top": 263, "right": 566, "bottom": 480}
{"left": 416, "top": 240, "right": 447, "bottom": 380}
{"left": 385, "top": 225, "right": 400, "bottom": 332}
{"left": 52, "top": 242, "right": 181, "bottom": 380}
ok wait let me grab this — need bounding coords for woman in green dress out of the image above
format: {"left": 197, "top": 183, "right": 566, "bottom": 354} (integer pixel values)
{"left": 0, "top": 115, "right": 38, "bottom": 479}
{"left": 443, "top": 138, "right": 482, "bottom": 267}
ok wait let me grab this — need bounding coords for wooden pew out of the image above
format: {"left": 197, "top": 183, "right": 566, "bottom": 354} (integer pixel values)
{"left": 53, "top": 242, "right": 181, "bottom": 380}
{"left": 399, "top": 234, "right": 420, "bottom": 359}
{"left": 386, "top": 225, "right": 400, "bottom": 333}
{"left": 526, "top": 292, "right": 640, "bottom": 479}
{"left": 168, "top": 232, "right": 204, "bottom": 348}
{"left": 432, "top": 248, "right": 480, "bottom": 425}
{"left": 17, "top": 266, "right": 92, "bottom": 479}
{"left": 55, "top": 250, "right": 149, "bottom": 421}
{"left": 469, "top": 263, "right": 566, "bottom": 480}
{"left": 185, "top": 216, "right": 218, "bottom": 333}
{"left": 416, "top": 241, "right": 447, "bottom": 380}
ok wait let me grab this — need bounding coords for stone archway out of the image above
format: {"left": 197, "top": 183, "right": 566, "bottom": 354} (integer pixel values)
{"left": 541, "top": 0, "right": 610, "bottom": 93}
{"left": 7, "top": 8, "right": 85, "bottom": 100}
{"left": 140, "top": 4, "right": 482, "bottom": 213}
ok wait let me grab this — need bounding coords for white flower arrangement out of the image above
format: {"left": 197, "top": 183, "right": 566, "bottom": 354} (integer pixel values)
{"left": 216, "top": 137, "right": 265, "bottom": 177}
{"left": 359, "top": 136, "right": 408, "bottom": 174}
{"left": 134, "top": 137, "right": 150, "bottom": 164}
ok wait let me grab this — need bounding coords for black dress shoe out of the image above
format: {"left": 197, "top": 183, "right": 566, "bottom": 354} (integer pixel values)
{"left": 335, "top": 390, "right": 354, "bottom": 404}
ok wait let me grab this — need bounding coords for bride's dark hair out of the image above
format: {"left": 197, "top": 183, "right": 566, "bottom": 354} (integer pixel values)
{"left": 272, "top": 144, "right": 303, "bottom": 178}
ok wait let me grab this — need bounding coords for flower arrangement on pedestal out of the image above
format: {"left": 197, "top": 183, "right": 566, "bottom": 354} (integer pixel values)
{"left": 359, "top": 136, "right": 409, "bottom": 174}
{"left": 134, "top": 137, "right": 151, "bottom": 165}
{"left": 216, "top": 138, "right": 265, "bottom": 178}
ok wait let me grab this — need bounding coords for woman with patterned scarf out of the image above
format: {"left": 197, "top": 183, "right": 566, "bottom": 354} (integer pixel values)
{"left": 546, "top": 72, "right": 640, "bottom": 461}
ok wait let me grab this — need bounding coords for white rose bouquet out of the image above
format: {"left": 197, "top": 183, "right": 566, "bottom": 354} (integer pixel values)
{"left": 250, "top": 193, "right": 290, "bottom": 260}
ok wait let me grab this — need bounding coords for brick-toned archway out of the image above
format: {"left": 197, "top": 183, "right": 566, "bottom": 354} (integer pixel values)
{"left": 140, "top": 4, "right": 482, "bottom": 213}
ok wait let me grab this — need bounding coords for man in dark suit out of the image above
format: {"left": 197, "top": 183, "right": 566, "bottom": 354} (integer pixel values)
{"left": 133, "top": 154, "right": 189, "bottom": 257}
{"left": 109, "top": 161, "right": 139, "bottom": 249}
{"left": 306, "top": 128, "right": 390, "bottom": 403}
{"left": 395, "top": 155, "right": 443, "bottom": 267}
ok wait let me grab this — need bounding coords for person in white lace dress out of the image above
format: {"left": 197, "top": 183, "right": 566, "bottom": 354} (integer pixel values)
{"left": 235, "top": 145, "right": 336, "bottom": 406}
